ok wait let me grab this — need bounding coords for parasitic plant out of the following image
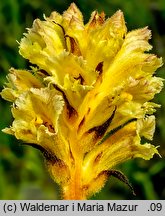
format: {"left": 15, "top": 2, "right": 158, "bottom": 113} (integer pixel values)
{"left": 1, "top": 3, "right": 163, "bottom": 199}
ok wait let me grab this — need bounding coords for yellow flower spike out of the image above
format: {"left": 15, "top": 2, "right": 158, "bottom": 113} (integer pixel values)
{"left": 0, "top": 3, "right": 163, "bottom": 200}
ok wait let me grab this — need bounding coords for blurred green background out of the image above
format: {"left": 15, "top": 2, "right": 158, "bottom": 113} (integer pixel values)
{"left": 0, "top": 0, "right": 165, "bottom": 200}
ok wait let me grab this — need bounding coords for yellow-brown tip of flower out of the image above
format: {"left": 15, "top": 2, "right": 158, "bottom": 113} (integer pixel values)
{"left": 63, "top": 2, "right": 83, "bottom": 25}
{"left": 109, "top": 10, "right": 127, "bottom": 33}
{"left": 87, "top": 11, "right": 105, "bottom": 29}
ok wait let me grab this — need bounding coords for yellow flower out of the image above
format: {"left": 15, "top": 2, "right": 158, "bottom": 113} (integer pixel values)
{"left": 1, "top": 3, "right": 163, "bottom": 199}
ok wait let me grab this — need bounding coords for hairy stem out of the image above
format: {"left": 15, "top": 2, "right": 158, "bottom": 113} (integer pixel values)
{"left": 62, "top": 158, "right": 86, "bottom": 200}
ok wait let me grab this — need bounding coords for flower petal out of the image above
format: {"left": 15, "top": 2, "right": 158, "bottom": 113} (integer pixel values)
{"left": 82, "top": 121, "right": 159, "bottom": 187}
{"left": 1, "top": 68, "right": 43, "bottom": 102}
{"left": 19, "top": 18, "right": 65, "bottom": 70}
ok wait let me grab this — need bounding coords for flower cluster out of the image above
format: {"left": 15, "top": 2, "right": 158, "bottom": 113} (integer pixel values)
{"left": 1, "top": 3, "right": 163, "bottom": 199}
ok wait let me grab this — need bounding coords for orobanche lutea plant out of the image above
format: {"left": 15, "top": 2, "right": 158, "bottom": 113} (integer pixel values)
{"left": 1, "top": 3, "right": 163, "bottom": 199}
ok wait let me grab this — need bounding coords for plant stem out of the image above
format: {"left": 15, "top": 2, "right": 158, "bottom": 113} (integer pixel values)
{"left": 62, "top": 158, "right": 86, "bottom": 200}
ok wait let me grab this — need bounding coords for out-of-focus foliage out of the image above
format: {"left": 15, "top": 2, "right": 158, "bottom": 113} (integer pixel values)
{"left": 0, "top": 0, "right": 165, "bottom": 199}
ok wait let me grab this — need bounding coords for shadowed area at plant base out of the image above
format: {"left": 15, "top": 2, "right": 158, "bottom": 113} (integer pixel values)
{"left": 0, "top": 0, "right": 165, "bottom": 200}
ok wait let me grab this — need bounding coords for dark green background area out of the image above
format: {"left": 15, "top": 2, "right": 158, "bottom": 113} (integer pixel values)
{"left": 0, "top": 0, "right": 165, "bottom": 200}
